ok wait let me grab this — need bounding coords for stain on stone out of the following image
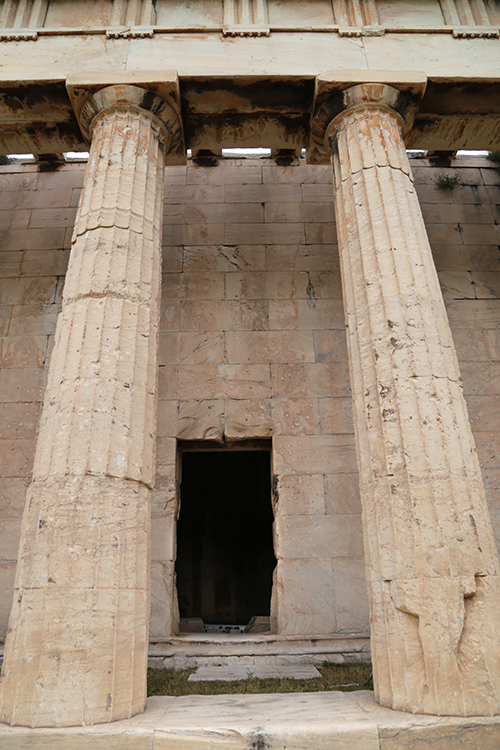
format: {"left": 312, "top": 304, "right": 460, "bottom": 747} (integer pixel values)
{"left": 192, "top": 149, "right": 218, "bottom": 166}
{"left": 272, "top": 474, "right": 279, "bottom": 509}
{"left": 249, "top": 732, "right": 269, "bottom": 750}
{"left": 181, "top": 77, "right": 314, "bottom": 114}
{"left": 306, "top": 273, "right": 316, "bottom": 302}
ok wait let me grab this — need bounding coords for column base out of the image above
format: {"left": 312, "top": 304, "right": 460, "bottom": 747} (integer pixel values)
{"left": 0, "top": 475, "right": 150, "bottom": 728}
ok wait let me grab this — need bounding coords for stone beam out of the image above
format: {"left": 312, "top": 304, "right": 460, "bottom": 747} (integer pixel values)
{"left": 312, "top": 72, "right": 500, "bottom": 716}
{"left": 0, "top": 73, "right": 499, "bottom": 156}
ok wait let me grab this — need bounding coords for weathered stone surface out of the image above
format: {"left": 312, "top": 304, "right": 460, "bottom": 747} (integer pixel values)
{"left": 161, "top": 398, "right": 225, "bottom": 441}
{"left": 272, "top": 398, "right": 319, "bottom": 436}
{"left": 274, "top": 514, "right": 363, "bottom": 560}
{"left": 332, "top": 558, "right": 370, "bottom": 633}
{"left": 226, "top": 270, "right": 310, "bottom": 300}
{"left": 274, "top": 435, "right": 357, "bottom": 475}
{"left": 328, "top": 83, "right": 500, "bottom": 715}
{"left": 0, "top": 368, "right": 46, "bottom": 403}
{"left": 158, "top": 332, "right": 225, "bottom": 365}
{"left": 1, "top": 140, "right": 500, "bottom": 730}
{"left": 180, "top": 300, "right": 268, "bottom": 331}
{"left": 182, "top": 244, "right": 266, "bottom": 272}
{"left": 0, "top": 519, "right": 22, "bottom": 562}
{"left": 266, "top": 243, "right": 340, "bottom": 272}
{"left": 0, "top": 93, "right": 170, "bottom": 727}
{"left": 225, "top": 399, "right": 272, "bottom": 440}
{"left": 318, "top": 397, "right": 354, "bottom": 435}
{"left": 150, "top": 561, "right": 179, "bottom": 639}
{"left": 156, "top": 438, "right": 177, "bottom": 477}
{"left": 188, "top": 664, "right": 321, "bottom": 681}
{"left": 1, "top": 691, "right": 500, "bottom": 750}
{"left": 178, "top": 363, "right": 271, "bottom": 400}
{"left": 151, "top": 515, "right": 177, "bottom": 562}
{"left": 0, "top": 477, "right": 30, "bottom": 518}
{"left": 271, "top": 559, "right": 336, "bottom": 635}
{"left": 313, "top": 329, "right": 349, "bottom": 362}
{"left": 269, "top": 298, "right": 345, "bottom": 331}
{"left": 0, "top": 563, "right": 16, "bottom": 635}
{"left": 0, "top": 336, "right": 47, "bottom": 369}
{"left": 225, "top": 331, "right": 315, "bottom": 364}
{"left": 7, "top": 303, "right": 61, "bottom": 336}
{"left": 0, "top": 438, "right": 35, "bottom": 477}
{"left": 274, "top": 474, "right": 325, "bottom": 516}
{"left": 325, "top": 473, "right": 361, "bottom": 516}
{"left": 151, "top": 475, "right": 177, "bottom": 518}
{"left": 271, "top": 362, "right": 351, "bottom": 398}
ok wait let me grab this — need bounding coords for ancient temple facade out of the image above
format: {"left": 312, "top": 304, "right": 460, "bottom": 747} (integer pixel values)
{"left": 0, "top": 0, "right": 499, "bottom": 732}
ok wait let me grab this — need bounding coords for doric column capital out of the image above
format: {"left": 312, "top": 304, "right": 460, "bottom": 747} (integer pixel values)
{"left": 66, "top": 70, "right": 186, "bottom": 164}
{"left": 308, "top": 70, "right": 426, "bottom": 164}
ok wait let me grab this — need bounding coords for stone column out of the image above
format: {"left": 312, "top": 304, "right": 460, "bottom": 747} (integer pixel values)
{"left": 319, "top": 79, "right": 500, "bottom": 715}
{"left": 0, "top": 82, "right": 182, "bottom": 727}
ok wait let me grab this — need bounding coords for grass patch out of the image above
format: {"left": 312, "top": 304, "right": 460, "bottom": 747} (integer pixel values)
{"left": 147, "top": 662, "right": 373, "bottom": 696}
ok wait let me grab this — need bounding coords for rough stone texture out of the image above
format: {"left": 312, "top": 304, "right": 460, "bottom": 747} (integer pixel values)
{"left": 1, "top": 692, "right": 500, "bottom": 749}
{"left": 328, "top": 86, "right": 500, "bottom": 715}
{"left": 0, "top": 153, "right": 500, "bottom": 678}
{"left": 0, "top": 102, "right": 167, "bottom": 727}
{"left": 187, "top": 664, "right": 321, "bottom": 681}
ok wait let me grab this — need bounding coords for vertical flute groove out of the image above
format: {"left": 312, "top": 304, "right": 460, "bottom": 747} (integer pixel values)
{"left": 330, "top": 91, "right": 500, "bottom": 716}
{"left": 0, "top": 104, "right": 166, "bottom": 728}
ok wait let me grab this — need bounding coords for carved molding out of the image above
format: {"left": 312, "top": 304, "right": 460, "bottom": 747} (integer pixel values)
{"left": 0, "top": 0, "right": 499, "bottom": 37}
{"left": 222, "top": 26, "right": 269, "bottom": 37}
{"left": 105, "top": 27, "right": 154, "bottom": 38}
{"left": 453, "top": 25, "right": 499, "bottom": 36}
{"left": 0, "top": 28, "right": 36, "bottom": 39}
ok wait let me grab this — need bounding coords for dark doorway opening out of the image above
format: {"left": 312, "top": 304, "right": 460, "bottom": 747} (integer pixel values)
{"left": 175, "top": 443, "right": 276, "bottom": 628}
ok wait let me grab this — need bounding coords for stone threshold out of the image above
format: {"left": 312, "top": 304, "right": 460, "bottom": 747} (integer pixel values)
{"left": 148, "top": 633, "right": 371, "bottom": 669}
{"left": 1, "top": 692, "right": 499, "bottom": 749}
{"left": 1, "top": 635, "right": 371, "bottom": 672}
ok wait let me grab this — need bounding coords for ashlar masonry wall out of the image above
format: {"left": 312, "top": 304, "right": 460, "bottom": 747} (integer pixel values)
{"left": 0, "top": 155, "right": 499, "bottom": 644}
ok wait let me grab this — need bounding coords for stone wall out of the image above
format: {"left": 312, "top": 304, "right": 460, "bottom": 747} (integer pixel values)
{"left": 0, "top": 155, "right": 498, "bottom": 642}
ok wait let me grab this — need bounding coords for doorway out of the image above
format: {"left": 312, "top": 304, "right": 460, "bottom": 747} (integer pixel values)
{"left": 175, "top": 441, "right": 276, "bottom": 629}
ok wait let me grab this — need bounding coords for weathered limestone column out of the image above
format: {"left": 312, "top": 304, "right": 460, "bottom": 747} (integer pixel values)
{"left": 0, "top": 77, "right": 183, "bottom": 727}
{"left": 315, "top": 74, "right": 500, "bottom": 716}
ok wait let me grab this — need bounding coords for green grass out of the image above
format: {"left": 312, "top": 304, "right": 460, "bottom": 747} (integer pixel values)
{"left": 147, "top": 662, "right": 373, "bottom": 696}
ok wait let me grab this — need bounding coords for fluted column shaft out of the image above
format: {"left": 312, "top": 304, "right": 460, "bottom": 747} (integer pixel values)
{"left": 328, "top": 84, "right": 500, "bottom": 716}
{"left": 0, "top": 88, "right": 171, "bottom": 727}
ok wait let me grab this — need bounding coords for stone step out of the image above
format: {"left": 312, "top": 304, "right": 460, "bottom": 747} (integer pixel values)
{"left": 188, "top": 664, "right": 322, "bottom": 682}
{"left": 1, "top": 693, "right": 499, "bottom": 749}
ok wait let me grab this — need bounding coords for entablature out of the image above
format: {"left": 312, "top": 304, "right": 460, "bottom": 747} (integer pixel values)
{"left": 0, "top": 71, "right": 499, "bottom": 159}
{"left": 0, "top": 0, "right": 498, "bottom": 40}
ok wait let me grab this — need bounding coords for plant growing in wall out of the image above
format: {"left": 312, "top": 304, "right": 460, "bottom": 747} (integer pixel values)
{"left": 487, "top": 151, "right": 500, "bottom": 168}
{"left": 433, "top": 172, "right": 462, "bottom": 190}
